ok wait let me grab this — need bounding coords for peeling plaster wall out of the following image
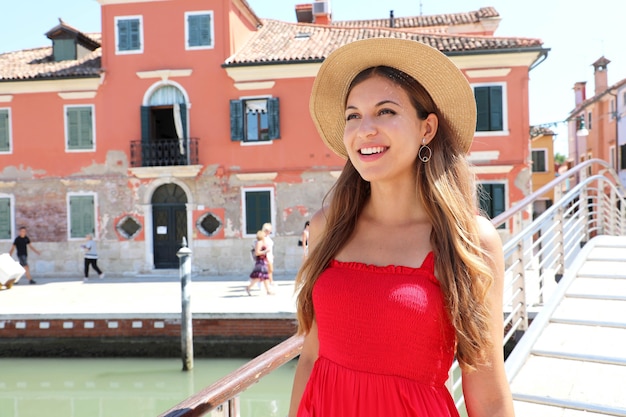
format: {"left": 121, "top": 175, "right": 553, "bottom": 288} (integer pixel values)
{"left": 2, "top": 168, "right": 340, "bottom": 277}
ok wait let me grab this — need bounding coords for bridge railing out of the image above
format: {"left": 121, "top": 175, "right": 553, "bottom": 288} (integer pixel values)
{"left": 449, "top": 159, "right": 626, "bottom": 411}
{"left": 160, "top": 159, "right": 625, "bottom": 417}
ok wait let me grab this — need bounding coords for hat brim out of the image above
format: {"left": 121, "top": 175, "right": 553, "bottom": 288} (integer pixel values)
{"left": 309, "top": 38, "right": 476, "bottom": 159}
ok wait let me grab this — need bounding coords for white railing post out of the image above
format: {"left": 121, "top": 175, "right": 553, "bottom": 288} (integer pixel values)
{"left": 512, "top": 216, "right": 529, "bottom": 331}
{"left": 553, "top": 186, "right": 565, "bottom": 282}
{"left": 579, "top": 169, "right": 589, "bottom": 243}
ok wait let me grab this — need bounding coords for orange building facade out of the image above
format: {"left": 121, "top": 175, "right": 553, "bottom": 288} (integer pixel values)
{"left": 0, "top": 1, "right": 547, "bottom": 275}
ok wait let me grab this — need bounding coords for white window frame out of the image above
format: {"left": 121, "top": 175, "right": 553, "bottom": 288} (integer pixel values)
{"left": 185, "top": 10, "right": 214, "bottom": 51}
{"left": 64, "top": 104, "right": 96, "bottom": 152}
{"left": 114, "top": 15, "right": 144, "bottom": 55}
{"left": 66, "top": 192, "right": 98, "bottom": 241}
{"left": 239, "top": 95, "right": 274, "bottom": 146}
{"left": 0, "top": 193, "right": 15, "bottom": 241}
{"left": 531, "top": 148, "right": 549, "bottom": 172}
{"left": 472, "top": 82, "right": 509, "bottom": 137}
{"left": 241, "top": 186, "right": 276, "bottom": 238}
{"left": 0, "top": 107, "right": 12, "bottom": 154}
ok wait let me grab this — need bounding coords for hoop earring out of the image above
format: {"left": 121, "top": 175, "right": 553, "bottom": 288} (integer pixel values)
{"left": 418, "top": 138, "right": 432, "bottom": 163}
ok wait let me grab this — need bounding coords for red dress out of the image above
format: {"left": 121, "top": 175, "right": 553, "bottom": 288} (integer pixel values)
{"left": 297, "top": 252, "right": 459, "bottom": 416}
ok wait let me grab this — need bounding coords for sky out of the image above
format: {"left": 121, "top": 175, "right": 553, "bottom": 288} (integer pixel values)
{"left": 1, "top": 0, "right": 623, "bottom": 155}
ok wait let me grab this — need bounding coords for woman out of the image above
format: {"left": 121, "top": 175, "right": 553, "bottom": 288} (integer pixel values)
{"left": 288, "top": 38, "right": 514, "bottom": 416}
{"left": 246, "top": 230, "right": 274, "bottom": 296}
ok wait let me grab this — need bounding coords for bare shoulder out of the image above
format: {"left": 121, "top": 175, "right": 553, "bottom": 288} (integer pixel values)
{"left": 308, "top": 207, "right": 329, "bottom": 250}
{"left": 475, "top": 215, "right": 503, "bottom": 256}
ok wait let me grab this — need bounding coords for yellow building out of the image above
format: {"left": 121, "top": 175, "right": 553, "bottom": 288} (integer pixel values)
{"left": 530, "top": 126, "right": 557, "bottom": 217}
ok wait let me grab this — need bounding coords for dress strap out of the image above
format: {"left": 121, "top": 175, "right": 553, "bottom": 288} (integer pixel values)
{"left": 420, "top": 251, "right": 435, "bottom": 272}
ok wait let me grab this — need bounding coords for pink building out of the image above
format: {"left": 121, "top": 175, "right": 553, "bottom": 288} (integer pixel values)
{"left": 0, "top": 1, "right": 547, "bottom": 275}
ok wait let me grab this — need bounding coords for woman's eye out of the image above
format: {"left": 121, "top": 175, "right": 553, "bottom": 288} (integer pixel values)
{"left": 346, "top": 113, "right": 360, "bottom": 121}
{"left": 379, "top": 108, "right": 396, "bottom": 116}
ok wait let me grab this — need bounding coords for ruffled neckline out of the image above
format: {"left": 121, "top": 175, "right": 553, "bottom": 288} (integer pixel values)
{"left": 328, "top": 252, "right": 438, "bottom": 283}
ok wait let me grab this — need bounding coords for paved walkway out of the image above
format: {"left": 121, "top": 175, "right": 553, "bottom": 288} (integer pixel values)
{"left": 0, "top": 272, "right": 297, "bottom": 319}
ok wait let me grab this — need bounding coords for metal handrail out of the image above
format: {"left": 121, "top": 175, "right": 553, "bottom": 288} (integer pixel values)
{"left": 158, "top": 334, "right": 303, "bottom": 417}
{"left": 130, "top": 137, "right": 199, "bottom": 167}
{"left": 160, "top": 159, "right": 625, "bottom": 416}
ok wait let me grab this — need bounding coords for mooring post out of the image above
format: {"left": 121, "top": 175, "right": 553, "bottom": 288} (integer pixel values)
{"left": 177, "top": 237, "right": 193, "bottom": 371}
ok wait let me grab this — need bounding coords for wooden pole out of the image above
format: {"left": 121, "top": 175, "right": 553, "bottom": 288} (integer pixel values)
{"left": 177, "top": 237, "right": 193, "bottom": 371}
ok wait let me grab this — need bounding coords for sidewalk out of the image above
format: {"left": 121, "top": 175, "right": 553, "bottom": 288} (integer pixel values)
{"left": 0, "top": 272, "right": 298, "bottom": 319}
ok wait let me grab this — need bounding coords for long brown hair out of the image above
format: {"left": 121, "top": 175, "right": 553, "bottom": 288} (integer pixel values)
{"left": 296, "top": 66, "right": 494, "bottom": 370}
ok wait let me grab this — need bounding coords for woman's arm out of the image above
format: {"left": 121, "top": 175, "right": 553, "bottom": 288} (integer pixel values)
{"left": 462, "top": 216, "right": 515, "bottom": 417}
{"left": 254, "top": 240, "right": 266, "bottom": 256}
{"left": 288, "top": 320, "right": 319, "bottom": 417}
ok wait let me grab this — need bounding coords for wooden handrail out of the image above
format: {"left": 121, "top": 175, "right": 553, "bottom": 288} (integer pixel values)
{"left": 158, "top": 334, "right": 304, "bottom": 417}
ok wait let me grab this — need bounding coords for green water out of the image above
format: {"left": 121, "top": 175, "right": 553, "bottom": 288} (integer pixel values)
{"left": 0, "top": 358, "right": 296, "bottom": 417}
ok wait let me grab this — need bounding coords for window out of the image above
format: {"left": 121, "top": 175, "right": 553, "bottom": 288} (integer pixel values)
{"left": 620, "top": 144, "right": 626, "bottom": 170}
{"left": 68, "top": 194, "right": 96, "bottom": 239}
{"left": 610, "top": 146, "right": 616, "bottom": 169}
{"left": 531, "top": 149, "right": 548, "bottom": 172}
{"left": 0, "top": 108, "right": 11, "bottom": 153}
{"left": 623, "top": 91, "right": 626, "bottom": 107}
{"left": 610, "top": 99, "right": 616, "bottom": 120}
{"left": 478, "top": 183, "right": 506, "bottom": 228}
{"left": 474, "top": 85, "right": 504, "bottom": 132}
{"left": 0, "top": 196, "right": 12, "bottom": 240}
{"left": 230, "top": 98, "right": 280, "bottom": 142}
{"left": 588, "top": 111, "right": 592, "bottom": 130}
{"left": 53, "top": 38, "right": 75, "bottom": 61}
{"left": 65, "top": 105, "right": 94, "bottom": 151}
{"left": 115, "top": 16, "right": 143, "bottom": 53}
{"left": 185, "top": 11, "right": 213, "bottom": 49}
{"left": 242, "top": 188, "right": 274, "bottom": 236}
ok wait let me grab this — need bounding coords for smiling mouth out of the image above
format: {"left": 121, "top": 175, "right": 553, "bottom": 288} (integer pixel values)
{"left": 359, "top": 146, "right": 387, "bottom": 155}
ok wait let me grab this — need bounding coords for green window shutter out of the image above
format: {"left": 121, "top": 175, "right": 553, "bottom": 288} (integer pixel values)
{"left": 489, "top": 86, "right": 503, "bottom": 131}
{"left": 118, "top": 19, "right": 130, "bottom": 51}
{"left": 188, "top": 14, "right": 211, "bottom": 47}
{"left": 532, "top": 151, "right": 546, "bottom": 172}
{"left": 53, "top": 39, "right": 76, "bottom": 61}
{"left": 268, "top": 97, "right": 280, "bottom": 139}
{"left": 79, "top": 108, "right": 93, "bottom": 148}
{"left": 0, "top": 110, "right": 9, "bottom": 151}
{"left": 118, "top": 19, "right": 140, "bottom": 51}
{"left": 179, "top": 103, "right": 188, "bottom": 139}
{"left": 67, "top": 108, "right": 80, "bottom": 148}
{"left": 0, "top": 198, "right": 11, "bottom": 240}
{"left": 70, "top": 195, "right": 95, "bottom": 238}
{"left": 245, "top": 191, "right": 270, "bottom": 235}
{"left": 475, "top": 87, "right": 490, "bottom": 132}
{"left": 67, "top": 107, "right": 93, "bottom": 149}
{"left": 230, "top": 100, "right": 244, "bottom": 141}
{"left": 141, "top": 106, "right": 151, "bottom": 142}
{"left": 492, "top": 184, "right": 505, "bottom": 217}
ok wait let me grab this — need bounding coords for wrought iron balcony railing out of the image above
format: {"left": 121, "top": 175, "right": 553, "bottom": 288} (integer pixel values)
{"left": 130, "top": 138, "right": 199, "bottom": 167}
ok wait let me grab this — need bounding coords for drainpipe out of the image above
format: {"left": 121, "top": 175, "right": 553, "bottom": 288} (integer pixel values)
{"left": 608, "top": 90, "right": 619, "bottom": 172}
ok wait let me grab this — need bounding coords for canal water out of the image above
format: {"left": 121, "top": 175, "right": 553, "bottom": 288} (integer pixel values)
{"left": 0, "top": 357, "right": 297, "bottom": 417}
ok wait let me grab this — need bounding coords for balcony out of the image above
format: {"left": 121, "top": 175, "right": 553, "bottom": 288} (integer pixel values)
{"left": 130, "top": 138, "right": 199, "bottom": 168}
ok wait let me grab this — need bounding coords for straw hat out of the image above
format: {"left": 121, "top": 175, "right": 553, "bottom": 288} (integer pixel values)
{"left": 309, "top": 38, "right": 476, "bottom": 159}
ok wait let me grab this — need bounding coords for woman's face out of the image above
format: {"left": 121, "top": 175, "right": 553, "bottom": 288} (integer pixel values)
{"left": 343, "top": 75, "right": 429, "bottom": 184}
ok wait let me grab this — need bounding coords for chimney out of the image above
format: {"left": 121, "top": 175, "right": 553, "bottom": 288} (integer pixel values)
{"left": 295, "top": 3, "right": 313, "bottom": 24}
{"left": 573, "top": 81, "right": 587, "bottom": 106}
{"left": 312, "top": 0, "right": 331, "bottom": 25}
{"left": 593, "top": 56, "right": 611, "bottom": 95}
{"left": 390, "top": 10, "right": 395, "bottom": 28}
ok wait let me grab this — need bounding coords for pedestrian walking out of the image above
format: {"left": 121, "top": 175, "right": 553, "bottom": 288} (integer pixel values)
{"left": 81, "top": 234, "right": 104, "bottom": 281}
{"left": 246, "top": 230, "right": 275, "bottom": 296}
{"left": 9, "top": 226, "right": 40, "bottom": 284}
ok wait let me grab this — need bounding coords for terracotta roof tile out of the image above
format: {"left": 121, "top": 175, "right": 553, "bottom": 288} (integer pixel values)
{"left": 0, "top": 34, "right": 101, "bottom": 82}
{"left": 530, "top": 126, "right": 556, "bottom": 137}
{"left": 332, "top": 7, "right": 499, "bottom": 30}
{"left": 224, "top": 19, "right": 543, "bottom": 66}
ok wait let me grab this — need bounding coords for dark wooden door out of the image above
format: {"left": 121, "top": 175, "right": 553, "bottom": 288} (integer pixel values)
{"left": 153, "top": 204, "right": 187, "bottom": 268}
{"left": 151, "top": 183, "right": 188, "bottom": 269}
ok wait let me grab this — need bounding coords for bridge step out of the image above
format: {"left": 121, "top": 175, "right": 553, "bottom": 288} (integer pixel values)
{"left": 511, "top": 356, "right": 626, "bottom": 416}
{"left": 577, "top": 260, "right": 626, "bottom": 279}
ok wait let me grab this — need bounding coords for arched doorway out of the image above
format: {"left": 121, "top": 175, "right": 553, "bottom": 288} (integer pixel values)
{"left": 152, "top": 183, "right": 187, "bottom": 268}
